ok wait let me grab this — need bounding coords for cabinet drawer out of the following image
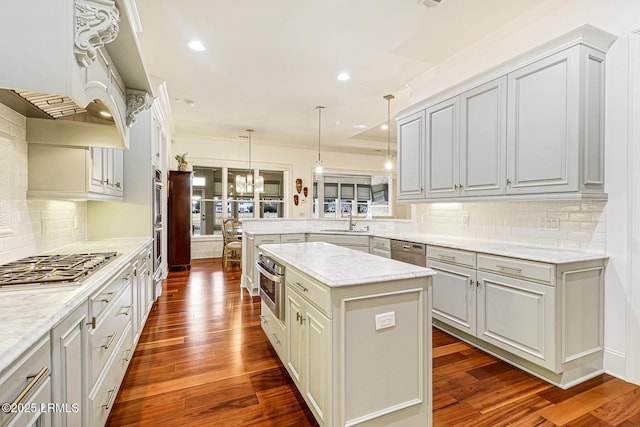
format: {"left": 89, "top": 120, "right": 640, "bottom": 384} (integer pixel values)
{"left": 281, "top": 233, "right": 305, "bottom": 243}
{"left": 90, "top": 286, "right": 132, "bottom": 387}
{"left": 307, "top": 233, "right": 369, "bottom": 247}
{"left": 0, "top": 335, "right": 51, "bottom": 426}
{"left": 260, "top": 301, "right": 286, "bottom": 361}
{"left": 89, "top": 322, "right": 133, "bottom": 427}
{"left": 90, "top": 263, "right": 133, "bottom": 321}
{"left": 372, "top": 237, "right": 391, "bottom": 251}
{"left": 286, "top": 267, "right": 331, "bottom": 318}
{"left": 427, "top": 245, "right": 476, "bottom": 268}
{"left": 477, "top": 253, "right": 555, "bottom": 285}
{"left": 255, "top": 235, "right": 280, "bottom": 245}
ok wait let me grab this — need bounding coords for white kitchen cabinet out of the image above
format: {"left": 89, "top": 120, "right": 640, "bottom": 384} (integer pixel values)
{"left": 397, "top": 111, "right": 426, "bottom": 200}
{"left": 28, "top": 144, "right": 123, "bottom": 201}
{"left": 259, "top": 301, "right": 287, "bottom": 361}
{"left": 306, "top": 233, "right": 369, "bottom": 252}
{"left": 286, "top": 270, "right": 332, "bottom": 426}
{"left": 242, "top": 234, "right": 281, "bottom": 296}
{"left": 0, "top": 335, "right": 52, "bottom": 427}
{"left": 395, "top": 25, "right": 614, "bottom": 202}
{"left": 51, "top": 301, "right": 88, "bottom": 427}
{"left": 432, "top": 246, "right": 606, "bottom": 388}
{"left": 371, "top": 237, "right": 391, "bottom": 258}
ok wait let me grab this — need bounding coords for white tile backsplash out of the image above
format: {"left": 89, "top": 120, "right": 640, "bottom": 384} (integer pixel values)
{"left": 0, "top": 104, "right": 86, "bottom": 263}
{"left": 414, "top": 200, "right": 607, "bottom": 253}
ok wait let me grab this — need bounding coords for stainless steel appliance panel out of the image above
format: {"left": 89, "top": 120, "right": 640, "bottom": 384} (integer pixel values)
{"left": 256, "top": 254, "right": 285, "bottom": 321}
{"left": 390, "top": 239, "right": 427, "bottom": 267}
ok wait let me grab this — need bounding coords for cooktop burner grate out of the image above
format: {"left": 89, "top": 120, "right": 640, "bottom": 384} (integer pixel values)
{"left": 0, "top": 252, "right": 118, "bottom": 287}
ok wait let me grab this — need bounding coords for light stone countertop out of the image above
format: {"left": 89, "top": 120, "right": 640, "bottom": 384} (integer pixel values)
{"left": 258, "top": 241, "right": 435, "bottom": 287}
{"left": 246, "top": 229, "right": 607, "bottom": 264}
{"left": 0, "top": 237, "right": 151, "bottom": 374}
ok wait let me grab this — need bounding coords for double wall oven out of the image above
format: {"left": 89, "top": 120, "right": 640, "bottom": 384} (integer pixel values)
{"left": 256, "top": 253, "right": 286, "bottom": 321}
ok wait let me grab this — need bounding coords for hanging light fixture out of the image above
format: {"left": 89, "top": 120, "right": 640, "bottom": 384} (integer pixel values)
{"left": 235, "top": 129, "right": 263, "bottom": 194}
{"left": 383, "top": 94, "right": 395, "bottom": 171}
{"left": 314, "top": 106, "right": 325, "bottom": 179}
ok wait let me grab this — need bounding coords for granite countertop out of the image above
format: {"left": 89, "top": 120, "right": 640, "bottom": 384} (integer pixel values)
{"left": 0, "top": 237, "right": 151, "bottom": 374}
{"left": 259, "top": 241, "right": 435, "bottom": 287}
{"left": 246, "top": 229, "right": 607, "bottom": 264}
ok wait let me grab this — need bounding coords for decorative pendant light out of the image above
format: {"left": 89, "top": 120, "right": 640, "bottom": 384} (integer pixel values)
{"left": 314, "top": 106, "right": 325, "bottom": 179}
{"left": 383, "top": 94, "right": 395, "bottom": 171}
{"left": 235, "top": 129, "right": 263, "bottom": 194}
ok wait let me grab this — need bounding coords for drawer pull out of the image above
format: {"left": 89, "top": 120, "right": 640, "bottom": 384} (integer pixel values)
{"left": 86, "top": 316, "right": 96, "bottom": 329}
{"left": 122, "top": 349, "right": 132, "bottom": 362}
{"left": 120, "top": 305, "right": 132, "bottom": 316}
{"left": 102, "top": 388, "right": 117, "bottom": 410}
{"left": 101, "top": 292, "right": 115, "bottom": 303}
{"left": 496, "top": 264, "right": 523, "bottom": 275}
{"left": 270, "top": 332, "right": 281, "bottom": 345}
{"left": 6, "top": 367, "right": 49, "bottom": 408}
{"left": 259, "top": 314, "right": 268, "bottom": 324}
{"left": 439, "top": 254, "right": 456, "bottom": 261}
{"left": 102, "top": 333, "right": 117, "bottom": 350}
{"left": 293, "top": 282, "right": 308, "bottom": 292}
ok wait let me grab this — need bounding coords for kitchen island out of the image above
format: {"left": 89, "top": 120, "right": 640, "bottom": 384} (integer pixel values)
{"left": 258, "top": 241, "right": 435, "bottom": 427}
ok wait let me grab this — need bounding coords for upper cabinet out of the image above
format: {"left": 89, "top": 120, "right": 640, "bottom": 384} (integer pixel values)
{"left": 0, "top": 0, "right": 154, "bottom": 149}
{"left": 396, "top": 25, "right": 615, "bottom": 203}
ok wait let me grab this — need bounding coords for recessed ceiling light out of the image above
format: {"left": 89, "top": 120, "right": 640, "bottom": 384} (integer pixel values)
{"left": 188, "top": 40, "right": 206, "bottom": 51}
{"left": 380, "top": 124, "right": 389, "bottom": 130}
{"left": 354, "top": 124, "right": 367, "bottom": 129}
{"left": 337, "top": 72, "right": 350, "bottom": 81}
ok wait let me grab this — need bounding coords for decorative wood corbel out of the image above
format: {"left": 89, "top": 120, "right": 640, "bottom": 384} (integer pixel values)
{"left": 126, "top": 90, "right": 152, "bottom": 127}
{"left": 75, "top": 0, "right": 120, "bottom": 67}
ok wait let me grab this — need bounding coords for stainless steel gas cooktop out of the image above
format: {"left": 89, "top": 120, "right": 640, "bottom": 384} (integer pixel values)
{"left": 0, "top": 252, "right": 118, "bottom": 288}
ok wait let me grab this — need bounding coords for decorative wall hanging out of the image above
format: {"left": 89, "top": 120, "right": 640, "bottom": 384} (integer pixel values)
{"left": 303, "top": 187, "right": 308, "bottom": 197}
{"left": 296, "top": 178, "right": 302, "bottom": 194}
{"left": 294, "top": 194, "right": 299, "bottom": 206}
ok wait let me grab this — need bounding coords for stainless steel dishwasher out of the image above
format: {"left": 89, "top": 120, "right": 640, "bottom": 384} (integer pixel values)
{"left": 390, "top": 239, "right": 427, "bottom": 267}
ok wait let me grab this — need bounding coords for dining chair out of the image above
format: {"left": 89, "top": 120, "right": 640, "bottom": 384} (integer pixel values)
{"left": 222, "top": 218, "right": 242, "bottom": 268}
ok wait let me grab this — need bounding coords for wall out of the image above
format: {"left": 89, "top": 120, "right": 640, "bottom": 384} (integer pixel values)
{"left": 0, "top": 103, "right": 86, "bottom": 264}
{"left": 404, "top": 0, "right": 640, "bottom": 383}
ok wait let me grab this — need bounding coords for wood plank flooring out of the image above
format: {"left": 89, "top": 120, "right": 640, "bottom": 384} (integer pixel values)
{"left": 107, "top": 258, "right": 640, "bottom": 426}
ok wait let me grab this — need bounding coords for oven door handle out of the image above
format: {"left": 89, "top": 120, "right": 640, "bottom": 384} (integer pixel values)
{"left": 256, "top": 262, "right": 283, "bottom": 283}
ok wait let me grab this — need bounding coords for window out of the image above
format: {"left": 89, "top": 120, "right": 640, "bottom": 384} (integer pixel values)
{"left": 192, "top": 166, "right": 286, "bottom": 236}
{"left": 313, "top": 174, "right": 380, "bottom": 219}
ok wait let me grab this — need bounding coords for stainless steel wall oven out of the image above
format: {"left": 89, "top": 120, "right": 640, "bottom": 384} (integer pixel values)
{"left": 256, "top": 253, "right": 285, "bottom": 321}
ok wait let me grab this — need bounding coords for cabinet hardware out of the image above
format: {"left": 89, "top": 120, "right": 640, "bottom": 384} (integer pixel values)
{"left": 506, "top": 178, "right": 512, "bottom": 185}
{"left": 102, "top": 388, "right": 117, "bottom": 410}
{"left": 7, "top": 367, "right": 49, "bottom": 409}
{"left": 300, "top": 315, "right": 306, "bottom": 325}
{"left": 100, "top": 292, "right": 115, "bottom": 303}
{"left": 496, "top": 264, "right": 522, "bottom": 274}
{"left": 271, "top": 332, "right": 281, "bottom": 345}
{"left": 134, "top": 269, "right": 138, "bottom": 277}
{"left": 105, "top": 178, "right": 110, "bottom": 185}
{"left": 102, "top": 333, "right": 117, "bottom": 349}
{"left": 469, "top": 279, "right": 474, "bottom": 286}
{"left": 440, "top": 254, "right": 456, "bottom": 261}
{"left": 296, "top": 312, "right": 301, "bottom": 322}
{"left": 121, "top": 305, "right": 132, "bottom": 316}
{"left": 115, "top": 182, "right": 121, "bottom": 188}
{"left": 122, "top": 349, "right": 132, "bottom": 362}
{"left": 294, "top": 282, "right": 308, "bottom": 292}
{"left": 259, "top": 314, "right": 268, "bottom": 324}
{"left": 86, "top": 316, "right": 96, "bottom": 329}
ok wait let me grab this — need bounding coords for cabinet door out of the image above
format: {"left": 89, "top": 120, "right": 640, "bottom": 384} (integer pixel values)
{"left": 397, "top": 111, "right": 426, "bottom": 200}
{"left": 90, "top": 147, "right": 105, "bottom": 192}
{"left": 460, "top": 78, "right": 507, "bottom": 196}
{"left": 428, "top": 260, "right": 477, "bottom": 336}
{"left": 304, "top": 301, "right": 330, "bottom": 425}
{"left": 51, "top": 302, "right": 87, "bottom": 427}
{"left": 425, "top": 98, "right": 459, "bottom": 198}
{"left": 477, "top": 271, "right": 556, "bottom": 371}
{"left": 286, "top": 288, "right": 304, "bottom": 386}
{"left": 111, "top": 149, "right": 124, "bottom": 194}
{"left": 506, "top": 48, "right": 580, "bottom": 194}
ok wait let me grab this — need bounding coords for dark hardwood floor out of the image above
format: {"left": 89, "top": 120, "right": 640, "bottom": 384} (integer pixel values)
{"left": 107, "top": 258, "right": 640, "bottom": 426}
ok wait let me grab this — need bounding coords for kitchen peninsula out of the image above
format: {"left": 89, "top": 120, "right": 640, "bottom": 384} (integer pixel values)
{"left": 257, "top": 241, "right": 435, "bottom": 427}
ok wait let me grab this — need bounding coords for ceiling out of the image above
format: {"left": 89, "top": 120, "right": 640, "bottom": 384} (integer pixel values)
{"left": 134, "top": 0, "right": 544, "bottom": 153}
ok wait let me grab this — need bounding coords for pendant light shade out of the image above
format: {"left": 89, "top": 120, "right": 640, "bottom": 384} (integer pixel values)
{"left": 383, "top": 94, "right": 395, "bottom": 171}
{"left": 314, "top": 106, "right": 325, "bottom": 179}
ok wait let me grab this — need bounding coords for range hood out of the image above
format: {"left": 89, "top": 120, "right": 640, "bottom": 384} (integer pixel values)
{"left": 0, "top": 0, "right": 153, "bottom": 149}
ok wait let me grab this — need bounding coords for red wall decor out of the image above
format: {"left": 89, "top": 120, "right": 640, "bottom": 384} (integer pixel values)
{"left": 294, "top": 194, "right": 299, "bottom": 206}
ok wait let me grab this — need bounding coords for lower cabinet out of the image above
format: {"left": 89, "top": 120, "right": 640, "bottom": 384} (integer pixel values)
{"left": 306, "top": 233, "right": 370, "bottom": 252}
{"left": 285, "top": 284, "right": 331, "bottom": 425}
{"left": 0, "top": 335, "right": 52, "bottom": 427}
{"left": 51, "top": 301, "right": 88, "bottom": 427}
{"left": 429, "top": 244, "right": 605, "bottom": 388}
